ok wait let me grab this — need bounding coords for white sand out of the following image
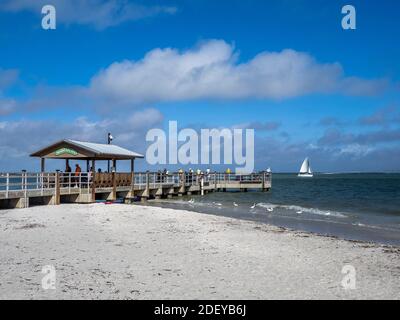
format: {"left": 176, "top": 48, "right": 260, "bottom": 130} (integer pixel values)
{"left": 1, "top": 203, "right": 400, "bottom": 300}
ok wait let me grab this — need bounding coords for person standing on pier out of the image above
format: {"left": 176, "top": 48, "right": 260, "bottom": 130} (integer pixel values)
{"left": 65, "top": 163, "right": 72, "bottom": 173}
{"left": 74, "top": 164, "right": 82, "bottom": 187}
{"left": 64, "top": 163, "right": 72, "bottom": 187}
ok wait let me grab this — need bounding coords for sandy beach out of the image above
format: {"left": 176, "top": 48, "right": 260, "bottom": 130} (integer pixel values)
{"left": 1, "top": 203, "right": 400, "bottom": 300}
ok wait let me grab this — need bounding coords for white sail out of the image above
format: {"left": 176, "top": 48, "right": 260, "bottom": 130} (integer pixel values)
{"left": 299, "top": 158, "right": 310, "bottom": 174}
{"left": 298, "top": 158, "right": 313, "bottom": 177}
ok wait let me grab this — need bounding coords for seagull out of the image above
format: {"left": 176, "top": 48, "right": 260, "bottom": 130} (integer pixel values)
{"left": 188, "top": 199, "right": 194, "bottom": 204}
{"left": 267, "top": 207, "right": 274, "bottom": 212}
{"left": 296, "top": 210, "right": 303, "bottom": 214}
{"left": 233, "top": 202, "right": 238, "bottom": 207}
{"left": 250, "top": 203, "right": 256, "bottom": 209}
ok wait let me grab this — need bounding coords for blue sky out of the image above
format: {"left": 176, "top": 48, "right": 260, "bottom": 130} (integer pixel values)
{"left": 0, "top": 0, "right": 399, "bottom": 172}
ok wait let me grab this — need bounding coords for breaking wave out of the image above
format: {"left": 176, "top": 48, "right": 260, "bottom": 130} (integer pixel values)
{"left": 256, "top": 202, "right": 348, "bottom": 218}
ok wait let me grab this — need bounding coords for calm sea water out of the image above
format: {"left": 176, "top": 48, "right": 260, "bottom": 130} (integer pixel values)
{"left": 144, "top": 173, "right": 400, "bottom": 246}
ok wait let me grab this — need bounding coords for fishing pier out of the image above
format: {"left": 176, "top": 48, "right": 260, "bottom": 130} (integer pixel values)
{"left": 0, "top": 139, "right": 271, "bottom": 210}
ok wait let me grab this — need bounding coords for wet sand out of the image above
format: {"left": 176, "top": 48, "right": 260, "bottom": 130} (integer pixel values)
{"left": 1, "top": 203, "right": 399, "bottom": 299}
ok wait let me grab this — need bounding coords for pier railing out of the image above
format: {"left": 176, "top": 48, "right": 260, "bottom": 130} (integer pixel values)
{"left": 0, "top": 172, "right": 57, "bottom": 196}
{"left": 0, "top": 171, "right": 271, "bottom": 200}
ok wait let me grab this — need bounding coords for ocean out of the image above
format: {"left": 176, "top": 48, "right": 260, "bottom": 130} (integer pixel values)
{"left": 144, "top": 173, "right": 400, "bottom": 246}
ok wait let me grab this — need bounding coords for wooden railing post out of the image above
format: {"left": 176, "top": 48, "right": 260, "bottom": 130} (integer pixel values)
{"left": 130, "top": 159, "right": 135, "bottom": 198}
{"left": 91, "top": 172, "right": 96, "bottom": 202}
{"left": 214, "top": 172, "right": 217, "bottom": 190}
{"left": 41, "top": 173, "right": 44, "bottom": 196}
{"left": 22, "top": 170, "right": 27, "bottom": 201}
{"left": 20, "top": 170, "right": 28, "bottom": 208}
{"left": 55, "top": 171, "right": 60, "bottom": 205}
{"left": 130, "top": 172, "right": 135, "bottom": 197}
{"left": 144, "top": 171, "right": 150, "bottom": 200}
{"left": 200, "top": 175, "right": 204, "bottom": 196}
{"left": 112, "top": 172, "right": 117, "bottom": 200}
{"left": 21, "top": 170, "right": 25, "bottom": 191}
{"left": 6, "top": 173, "right": 9, "bottom": 198}
{"left": 262, "top": 171, "right": 265, "bottom": 191}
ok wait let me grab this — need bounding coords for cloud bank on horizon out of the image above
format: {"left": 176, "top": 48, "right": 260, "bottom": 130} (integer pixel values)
{"left": 1, "top": 102, "right": 399, "bottom": 172}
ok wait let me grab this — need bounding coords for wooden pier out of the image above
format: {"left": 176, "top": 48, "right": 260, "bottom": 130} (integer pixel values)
{"left": 0, "top": 138, "right": 271, "bottom": 209}
{"left": 0, "top": 172, "right": 271, "bottom": 209}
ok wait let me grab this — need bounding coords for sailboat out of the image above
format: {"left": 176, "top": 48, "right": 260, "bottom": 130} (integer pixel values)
{"left": 298, "top": 157, "right": 313, "bottom": 178}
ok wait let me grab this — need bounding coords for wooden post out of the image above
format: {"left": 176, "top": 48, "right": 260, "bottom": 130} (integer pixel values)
{"left": 200, "top": 175, "right": 204, "bottom": 196}
{"left": 112, "top": 171, "right": 117, "bottom": 201}
{"left": 41, "top": 158, "right": 45, "bottom": 172}
{"left": 110, "top": 159, "right": 117, "bottom": 200}
{"left": 6, "top": 173, "right": 9, "bottom": 198}
{"left": 112, "top": 159, "right": 117, "bottom": 172}
{"left": 86, "top": 160, "right": 90, "bottom": 172}
{"left": 55, "top": 171, "right": 60, "bottom": 205}
{"left": 91, "top": 160, "right": 96, "bottom": 202}
{"left": 143, "top": 171, "right": 150, "bottom": 201}
{"left": 178, "top": 171, "right": 185, "bottom": 196}
{"left": 146, "top": 171, "right": 150, "bottom": 191}
{"left": 262, "top": 171, "right": 268, "bottom": 192}
{"left": 21, "top": 170, "right": 28, "bottom": 208}
{"left": 130, "top": 159, "right": 135, "bottom": 197}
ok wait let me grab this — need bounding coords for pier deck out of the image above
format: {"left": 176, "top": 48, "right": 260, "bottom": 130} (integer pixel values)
{"left": 0, "top": 172, "right": 271, "bottom": 209}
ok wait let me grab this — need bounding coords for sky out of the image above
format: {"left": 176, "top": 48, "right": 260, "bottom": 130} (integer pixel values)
{"left": 0, "top": 0, "right": 399, "bottom": 172}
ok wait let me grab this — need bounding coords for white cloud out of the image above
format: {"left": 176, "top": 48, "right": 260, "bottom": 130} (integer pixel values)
{"left": 1, "top": 41, "right": 388, "bottom": 114}
{"left": 0, "top": 0, "right": 176, "bottom": 29}
{"left": 128, "top": 108, "right": 164, "bottom": 128}
{"left": 338, "top": 144, "right": 374, "bottom": 158}
{"left": 89, "top": 40, "right": 387, "bottom": 104}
